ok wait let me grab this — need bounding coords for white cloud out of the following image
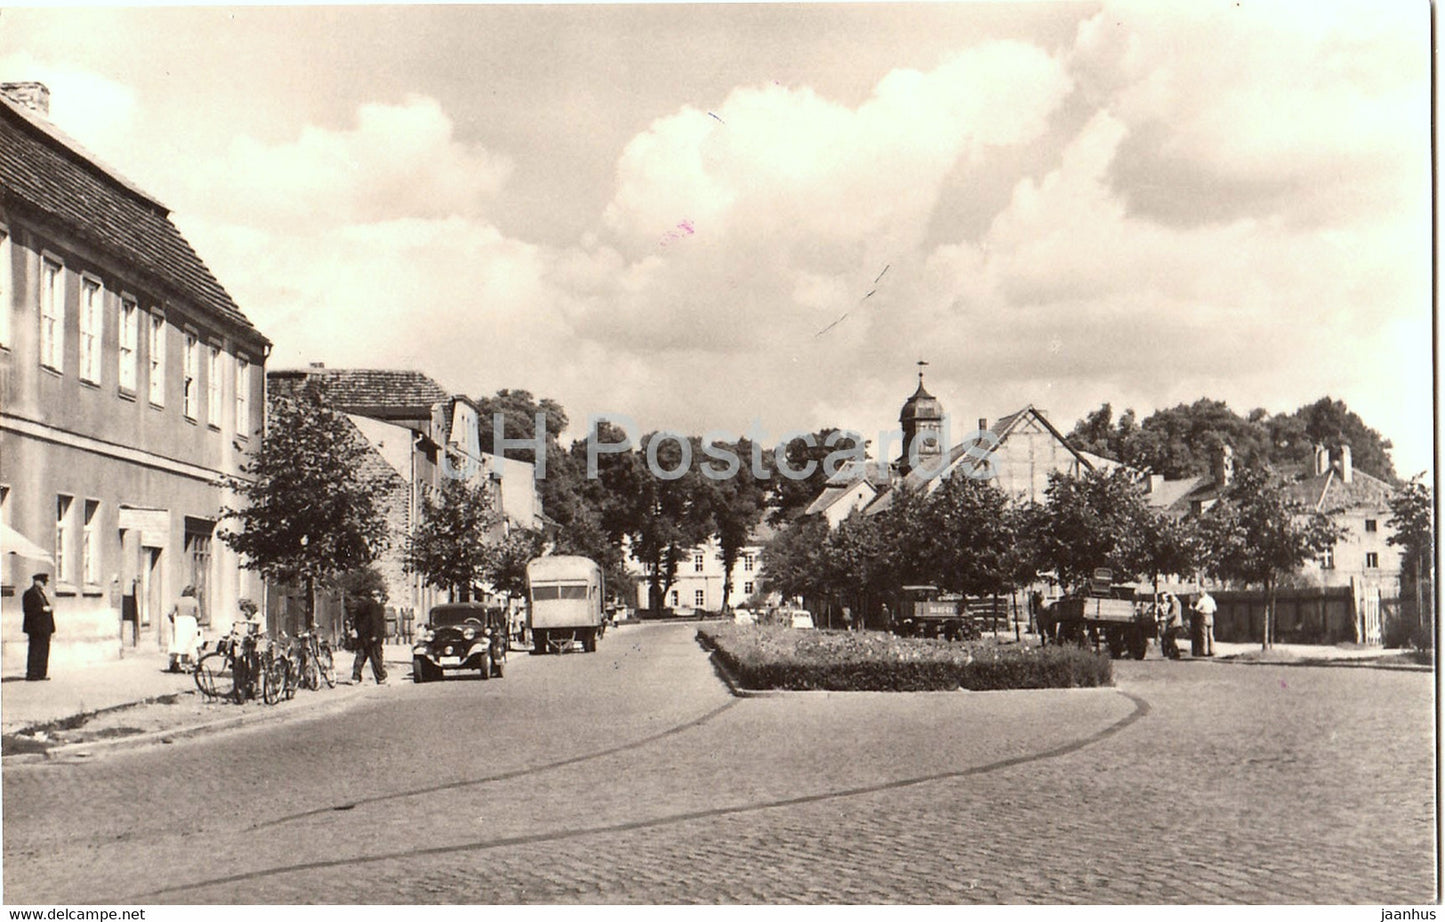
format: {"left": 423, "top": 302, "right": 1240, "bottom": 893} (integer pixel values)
{"left": 188, "top": 95, "right": 512, "bottom": 228}
{"left": 0, "top": 52, "right": 139, "bottom": 174}
{"left": 6, "top": 10, "right": 1428, "bottom": 476}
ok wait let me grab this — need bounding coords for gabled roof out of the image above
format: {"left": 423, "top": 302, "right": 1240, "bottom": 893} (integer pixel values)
{"left": 269, "top": 368, "right": 451, "bottom": 417}
{"left": 1285, "top": 467, "right": 1395, "bottom": 514}
{"left": 804, "top": 479, "right": 880, "bottom": 517}
{"left": 1144, "top": 475, "right": 1211, "bottom": 512}
{"left": 0, "top": 97, "right": 267, "bottom": 343}
{"left": 901, "top": 404, "right": 1094, "bottom": 490}
{"left": 823, "top": 458, "right": 892, "bottom": 488}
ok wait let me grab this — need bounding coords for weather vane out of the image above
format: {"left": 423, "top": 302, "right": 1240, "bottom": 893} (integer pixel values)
{"left": 917, "top": 358, "right": 929, "bottom": 385}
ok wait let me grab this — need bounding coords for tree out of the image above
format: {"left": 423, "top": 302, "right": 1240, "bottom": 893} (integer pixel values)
{"left": 1031, "top": 469, "right": 1154, "bottom": 593}
{"left": 1387, "top": 475, "right": 1434, "bottom": 648}
{"left": 484, "top": 526, "right": 547, "bottom": 606}
{"left": 705, "top": 437, "right": 769, "bottom": 612}
{"left": 1290, "top": 397, "right": 1397, "bottom": 483}
{"left": 766, "top": 428, "right": 865, "bottom": 526}
{"left": 622, "top": 433, "right": 716, "bottom": 612}
{"left": 220, "top": 383, "right": 391, "bottom": 629}
{"left": 1137, "top": 512, "right": 1201, "bottom": 599}
{"left": 915, "top": 475, "right": 1022, "bottom": 599}
{"left": 759, "top": 514, "right": 831, "bottom": 604}
{"left": 405, "top": 478, "right": 503, "bottom": 601}
{"left": 1065, "top": 396, "right": 1398, "bottom": 483}
{"left": 1197, "top": 467, "right": 1344, "bottom": 649}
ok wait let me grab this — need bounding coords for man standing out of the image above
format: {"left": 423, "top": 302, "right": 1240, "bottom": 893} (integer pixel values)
{"left": 1161, "top": 592, "right": 1185, "bottom": 660}
{"left": 350, "top": 591, "right": 388, "bottom": 685}
{"left": 1193, "top": 589, "right": 1218, "bottom": 657}
{"left": 22, "top": 572, "right": 55, "bottom": 681}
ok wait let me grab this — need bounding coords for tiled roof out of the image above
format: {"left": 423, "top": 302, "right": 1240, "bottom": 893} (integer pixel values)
{"left": 1145, "top": 475, "right": 1210, "bottom": 512}
{"left": 269, "top": 368, "right": 450, "bottom": 415}
{"left": 804, "top": 481, "right": 879, "bottom": 516}
{"left": 0, "top": 98, "right": 266, "bottom": 343}
{"left": 823, "top": 458, "right": 892, "bottom": 488}
{"left": 1285, "top": 467, "right": 1395, "bottom": 513}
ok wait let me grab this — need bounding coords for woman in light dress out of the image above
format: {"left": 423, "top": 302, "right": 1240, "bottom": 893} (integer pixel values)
{"left": 167, "top": 585, "right": 202, "bottom": 672}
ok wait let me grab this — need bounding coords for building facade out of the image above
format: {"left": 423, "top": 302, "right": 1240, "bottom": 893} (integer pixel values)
{"left": 630, "top": 534, "right": 771, "bottom": 613}
{"left": 267, "top": 367, "right": 542, "bottom": 636}
{"left": 0, "top": 83, "right": 270, "bottom": 670}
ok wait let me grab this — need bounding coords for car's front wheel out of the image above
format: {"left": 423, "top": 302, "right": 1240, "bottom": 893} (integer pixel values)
{"left": 413, "top": 657, "right": 431, "bottom": 684}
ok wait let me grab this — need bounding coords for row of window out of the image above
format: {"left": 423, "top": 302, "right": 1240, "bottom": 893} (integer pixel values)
{"left": 1, "top": 231, "right": 252, "bottom": 433}
{"left": 669, "top": 583, "right": 757, "bottom": 608}
{"left": 692, "top": 552, "right": 756, "bottom": 573}
{"left": 1319, "top": 548, "right": 1379, "bottom": 570}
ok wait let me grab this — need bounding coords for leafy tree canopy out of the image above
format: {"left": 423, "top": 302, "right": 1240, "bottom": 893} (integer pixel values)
{"left": 1066, "top": 396, "right": 1397, "bottom": 483}
{"left": 405, "top": 478, "right": 503, "bottom": 599}
{"left": 220, "top": 384, "right": 392, "bottom": 623}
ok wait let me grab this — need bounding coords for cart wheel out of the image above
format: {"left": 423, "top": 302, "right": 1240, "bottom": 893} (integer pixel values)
{"left": 1128, "top": 625, "right": 1148, "bottom": 660}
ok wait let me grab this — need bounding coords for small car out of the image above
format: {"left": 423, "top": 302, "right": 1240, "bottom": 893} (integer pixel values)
{"left": 784, "top": 610, "right": 815, "bottom": 629}
{"left": 413, "top": 603, "right": 508, "bottom": 683}
{"left": 732, "top": 607, "right": 755, "bottom": 625}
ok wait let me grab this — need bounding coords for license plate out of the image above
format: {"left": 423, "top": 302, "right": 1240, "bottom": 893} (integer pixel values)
{"left": 439, "top": 656, "right": 461, "bottom": 666}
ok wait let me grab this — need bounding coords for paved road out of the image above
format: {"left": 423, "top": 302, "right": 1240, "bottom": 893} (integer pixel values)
{"left": 2, "top": 622, "right": 1435, "bottom": 904}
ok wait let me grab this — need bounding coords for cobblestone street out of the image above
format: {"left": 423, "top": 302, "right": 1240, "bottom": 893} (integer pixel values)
{"left": 3, "top": 622, "right": 1435, "bottom": 904}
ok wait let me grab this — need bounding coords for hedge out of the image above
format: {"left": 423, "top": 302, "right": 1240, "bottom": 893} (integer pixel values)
{"left": 698, "top": 623, "right": 1112, "bottom": 692}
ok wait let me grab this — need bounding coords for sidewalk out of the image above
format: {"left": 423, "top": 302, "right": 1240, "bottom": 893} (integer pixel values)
{"left": 0, "top": 642, "right": 417, "bottom": 740}
{"left": 1208, "top": 640, "right": 1430, "bottom": 668}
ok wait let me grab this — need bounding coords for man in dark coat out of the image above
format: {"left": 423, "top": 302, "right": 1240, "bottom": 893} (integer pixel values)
{"left": 22, "top": 572, "right": 55, "bottom": 681}
{"left": 349, "top": 592, "right": 388, "bottom": 685}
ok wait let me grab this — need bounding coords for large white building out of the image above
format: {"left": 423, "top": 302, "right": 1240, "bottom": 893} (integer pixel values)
{"left": 630, "top": 532, "right": 773, "bottom": 613}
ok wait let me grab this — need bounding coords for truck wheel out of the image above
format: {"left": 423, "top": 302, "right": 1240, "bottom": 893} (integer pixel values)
{"left": 532, "top": 630, "right": 547, "bottom": 655}
{"left": 583, "top": 629, "right": 598, "bottom": 653}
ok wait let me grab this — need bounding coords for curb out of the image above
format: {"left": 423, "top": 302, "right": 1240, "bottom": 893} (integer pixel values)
{"left": 1210, "top": 656, "right": 1433, "bottom": 673}
{"left": 3, "top": 679, "right": 401, "bottom": 765}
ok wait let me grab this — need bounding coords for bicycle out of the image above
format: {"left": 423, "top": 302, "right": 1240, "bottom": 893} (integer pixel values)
{"left": 293, "top": 630, "right": 337, "bottom": 691}
{"left": 260, "top": 636, "right": 293, "bottom": 705}
{"left": 193, "top": 636, "right": 236, "bottom": 703}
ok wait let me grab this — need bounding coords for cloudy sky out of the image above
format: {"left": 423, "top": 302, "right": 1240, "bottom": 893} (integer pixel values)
{"left": 1, "top": 2, "right": 1432, "bottom": 474}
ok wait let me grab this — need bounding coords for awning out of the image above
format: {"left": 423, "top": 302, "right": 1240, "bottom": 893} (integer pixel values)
{"left": 1, "top": 522, "right": 53, "bottom": 564}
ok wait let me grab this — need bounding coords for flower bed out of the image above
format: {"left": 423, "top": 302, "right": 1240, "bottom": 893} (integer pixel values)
{"left": 698, "top": 623, "right": 1112, "bottom": 692}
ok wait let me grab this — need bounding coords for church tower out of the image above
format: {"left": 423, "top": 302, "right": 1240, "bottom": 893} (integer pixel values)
{"left": 899, "top": 361, "right": 944, "bottom": 476}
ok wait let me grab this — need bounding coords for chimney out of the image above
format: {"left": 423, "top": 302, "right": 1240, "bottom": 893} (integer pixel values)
{"left": 1338, "top": 444, "right": 1353, "bottom": 484}
{"left": 977, "top": 417, "right": 988, "bottom": 432}
{"left": 0, "top": 82, "right": 50, "bottom": 116}
{"left": 309, "top": 362, "right": 325, "bottom": 369}
{"left": 1314, "top": 444, "right": 1330, "bottom": 476}
{"left": 1147, "top": 474, "right": 1164, "bottom": 495}
{"left": 1211, "top": 443, "right": 1235, "bottom": 486}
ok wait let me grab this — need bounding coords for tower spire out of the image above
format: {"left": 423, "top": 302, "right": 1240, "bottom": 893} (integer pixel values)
{"left": 917, "top": 358, "right": 929, "bottom": 387}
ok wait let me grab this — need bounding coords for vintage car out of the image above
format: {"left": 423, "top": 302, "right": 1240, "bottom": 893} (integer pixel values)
{"left": 413, "top": 603, "right": 508, "bottom": 683}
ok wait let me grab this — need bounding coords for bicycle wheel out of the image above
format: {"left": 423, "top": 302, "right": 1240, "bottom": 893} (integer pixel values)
{"left": 262, "top": 654, "right": 285, "bottom": 705}
{"left": 233, "top": 653, "right": 256, "bottom": 704}
{"left": 317, "top": 640, "right": 337, "bottom": 688}
{"left": 301, "top": 651, "right": 320, "bottom": 691}
{"left": 194, "top": 652, "right": 234, "bottom": 703}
